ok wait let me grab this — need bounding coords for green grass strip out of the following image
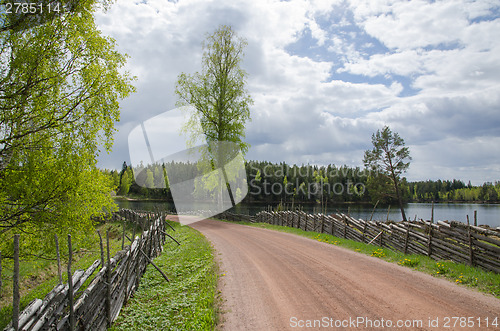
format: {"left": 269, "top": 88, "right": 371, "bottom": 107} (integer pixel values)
{"left": 110, "top": 221, "right": 218, "bottom": 331}
{"left": 221, "top": 220, "right": 500, "bottom": 299}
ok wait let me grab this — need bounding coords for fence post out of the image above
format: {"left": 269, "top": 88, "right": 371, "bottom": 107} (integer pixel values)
{"left": 122, "top": 216, "right": 126, "bottom": 250}
{"left": 427, "top": 224, "right": 432, "bottom": 257}
{"left": 0, "top": 250, "right": 2, "bottom": 297}
{"left": 13, "top": 234, "right": 20, "bottom": 331}
{"left": 320, "top": 214, "right": 325, "bottom": 234}
{"left": 132, "top": 220, "right": 137, "bottom": 245}
{"left": 106, "top": 230, "right": 111, "bottom": 328}
{"left": 378, "top": 224, "right": 383, "bottom": 246}
{"left": 362, "top": 221, "right": 368, "bottom": 243}
{"left": 97, "top": 230, "right": 104, "bottom": 270}
{"left": 343, "top": 216, "right": 347, "bottom": 239}
{"left": 67, "top": 235, "right": 75, "bottom": 331}
{"left": 474, "top": 210, "right": 477, "bottom": 227}
{"left": 55, "top": 234, "right": 62, "bottom": 285}
{"left": 467, "top": 216, "right": 474, "bottom": 266}
{"left": 125, "top": 245, "right": 131, "bottom": 303}
{"left": 135, "top": 237, "right": 141, "bottom": 290}
{"left": 404, "top": 223, "right": 410, "bottom": 255}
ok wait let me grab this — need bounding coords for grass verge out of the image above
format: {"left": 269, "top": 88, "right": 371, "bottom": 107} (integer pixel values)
{"left": 109, "top": 220, "right": 218, "bottom": 331}
{"left": 219, "top": 220, "right": 500, "bottom": 299}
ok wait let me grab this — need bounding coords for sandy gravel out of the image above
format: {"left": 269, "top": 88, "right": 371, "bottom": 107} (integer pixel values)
{"left": 183, "top": 218, "right": 500, "bottom": 330}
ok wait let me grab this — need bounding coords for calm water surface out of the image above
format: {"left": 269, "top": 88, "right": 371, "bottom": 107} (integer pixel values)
{"left": 114, "top": 199, "right": 500, "bottom": 228}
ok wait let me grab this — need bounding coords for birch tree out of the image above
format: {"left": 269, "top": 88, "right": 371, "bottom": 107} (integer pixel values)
{"left": 175, "top": 25, "right": 252, "bottom": 206}
{"left": 0, "top": 0, "right": 135, "bottom": 255}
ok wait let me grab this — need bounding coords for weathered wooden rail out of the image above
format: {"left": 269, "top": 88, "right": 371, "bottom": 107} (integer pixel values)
{"left": 217, "top": 210, "right": 500, "bottom": 274}
{"left": 4, "top": 209, "right": 175, "bottom": 331}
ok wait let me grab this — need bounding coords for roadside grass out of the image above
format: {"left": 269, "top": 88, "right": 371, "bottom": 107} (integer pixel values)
{"left": 0, "top": 221, "right": 139, "bottom": 329}
{"left": 219, "top": 220, "right": 500, "bottom": 299}
{"left": 109, "top": 220, "right": 218, "bottom": 331}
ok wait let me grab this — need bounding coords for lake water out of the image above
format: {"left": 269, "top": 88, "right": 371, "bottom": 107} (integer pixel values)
{"left": 114, "top": 199, "right": 500, "bottom": 228}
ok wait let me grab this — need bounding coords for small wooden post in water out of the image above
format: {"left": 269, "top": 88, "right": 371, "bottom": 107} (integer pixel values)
{"left": 67, "top": 235, "right": 75, "bottom": 331}
{"left": 369, "top": 200, "right": 379, "bottom": 223}
{"left": 13, "top": 234, "right": 20, "bottom": 331}
{"left": 431, "top": 201, "right": 434, "bottom": 223}
{"left": 474, "top": 210, "right": 477, "bottom": 227}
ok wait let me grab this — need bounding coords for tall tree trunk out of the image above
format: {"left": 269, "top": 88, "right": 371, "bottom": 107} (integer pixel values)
{"left": 392, "top": 175, "right": 407, "bottom": 221}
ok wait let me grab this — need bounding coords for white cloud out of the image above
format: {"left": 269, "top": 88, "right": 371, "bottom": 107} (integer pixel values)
{"left": 96, "top": 0, "right": 500, "bottom": 184}
{"left": 351, "top": 0, "right": 468, "bottom": 50}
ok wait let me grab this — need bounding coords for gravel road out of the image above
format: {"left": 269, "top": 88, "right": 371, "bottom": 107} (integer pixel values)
{"left": 186, "top": 218, "right": 500, "bottom": 330}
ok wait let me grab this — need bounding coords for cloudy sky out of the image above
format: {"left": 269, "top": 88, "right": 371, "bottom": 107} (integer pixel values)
{"left": 96, "top": 0, "right": 500, "bottom": 185}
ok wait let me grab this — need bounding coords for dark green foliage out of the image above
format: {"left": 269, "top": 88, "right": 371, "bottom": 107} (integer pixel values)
{"left": 364, "top": 126, "right": 412, "bottom": 221}
{"left": 104, "top": 161, "right": 500, "bottom": 205}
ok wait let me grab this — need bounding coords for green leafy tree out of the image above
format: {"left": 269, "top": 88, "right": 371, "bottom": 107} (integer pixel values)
{"left": 145, "top": 169, "right": 154, "bottom": 189}
{"left": 363, "top": 126, "right": 411, "bottom": 221}
{"left": 111, "top": 170, "right": 120, "bottom": 192}
{"left": 0, "top": 0, "right": 135, "bottom": 255}
{"left": 255, "top": 169, "right": 262, "bottom": 182}
{"left": 119, "top": 169, "right": 133, "bottom": 195}
{"left": 153, "top": 165, "right": 163, "bottom": 188}
{"left": 175, "top": 25, "right": 252, "bottom": 207}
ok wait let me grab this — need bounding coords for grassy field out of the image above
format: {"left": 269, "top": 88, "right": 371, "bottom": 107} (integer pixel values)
{"left": 109, "top": 220, "right": 218, "bottom": 331}
{"left": 220, "top": 220, "right": 500, "bottom": 299}
{"left": 0, "top": 221, "right": 139, "bottom": 329}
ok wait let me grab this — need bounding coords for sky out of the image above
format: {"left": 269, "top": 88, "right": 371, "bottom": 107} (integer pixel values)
{"left": 95, "top": 0, "right": 500, "bottom": 185}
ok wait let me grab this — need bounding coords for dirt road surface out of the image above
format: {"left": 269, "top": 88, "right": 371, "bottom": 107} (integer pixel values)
{"left": 184, "top": 218, "right": 500, "bottom": 330}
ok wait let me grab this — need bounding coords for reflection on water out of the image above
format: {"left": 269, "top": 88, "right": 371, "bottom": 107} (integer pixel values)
{"left": 113, "top": 199, "right": 500, "bottom": 228}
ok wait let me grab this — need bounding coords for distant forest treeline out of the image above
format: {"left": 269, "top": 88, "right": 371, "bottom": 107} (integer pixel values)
{"left": 101, "top": 161, "right": 500, "bottom": 204}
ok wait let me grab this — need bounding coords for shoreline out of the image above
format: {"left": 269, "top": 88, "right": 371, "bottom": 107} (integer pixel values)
{"left": 113, "top": 195, "right": 500, "bottom": 206}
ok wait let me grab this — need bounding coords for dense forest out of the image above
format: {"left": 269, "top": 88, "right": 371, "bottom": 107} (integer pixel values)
{"left": 102, "top": 161, "right": 500, "bottom": 205}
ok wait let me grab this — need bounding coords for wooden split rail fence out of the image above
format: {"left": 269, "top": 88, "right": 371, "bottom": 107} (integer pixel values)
{"left": 4, "top": 209, "right": 176, "bottom": 331}
{"left": 225, "top": 210, "right": 500, "bottom": 274}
